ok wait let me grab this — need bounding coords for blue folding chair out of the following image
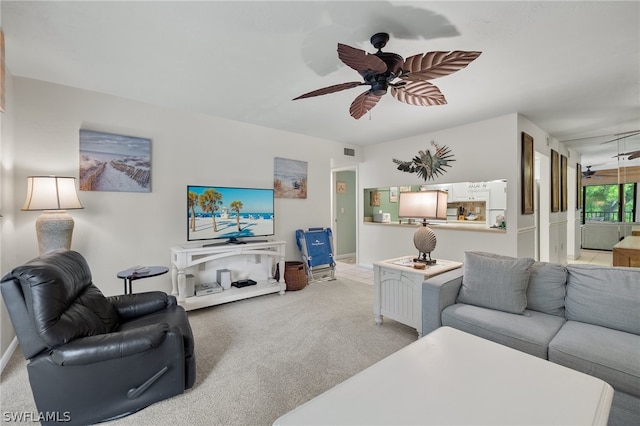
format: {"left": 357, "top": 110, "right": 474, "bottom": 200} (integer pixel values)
{"left": 295, "top": 227, "right": 336, "bottom": 282}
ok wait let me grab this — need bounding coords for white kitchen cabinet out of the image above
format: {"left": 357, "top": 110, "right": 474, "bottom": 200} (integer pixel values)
{"left": 488, "top": 180, "right": 507, "bottom": 210}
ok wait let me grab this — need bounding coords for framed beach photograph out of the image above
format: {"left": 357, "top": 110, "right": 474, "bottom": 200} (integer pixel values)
{"left": 389, "top": 187, "right": 399, "bottom": 203}
{"left": 561, "top": 154, "right": 568, "bottom": 211}
{"left": 521, "top": 132, "right": 534, "bottom": 214}
{"left": 274, "top": 157, "right": 307, "bottom": 199}
{"left": 551, "top": 149, "right": 559, "bottom": 212}
{"left": 79, "top": 129, "right": 151, "bottom": 192}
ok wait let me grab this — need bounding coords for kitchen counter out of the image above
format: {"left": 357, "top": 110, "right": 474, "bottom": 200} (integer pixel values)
{"left": 363, "top": 221, "right": 506, "bottom": 233}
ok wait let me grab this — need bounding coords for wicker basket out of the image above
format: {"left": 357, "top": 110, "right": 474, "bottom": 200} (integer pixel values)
{"left": 275, "top": 261, "right": 308, "bottom": 291}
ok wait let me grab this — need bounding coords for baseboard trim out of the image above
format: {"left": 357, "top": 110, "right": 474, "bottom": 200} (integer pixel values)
{"left": 0, "top": 337, "right": 18, "bottom": 374}
{"left": 335, "top": 253, "right": 356, "bottom": 260}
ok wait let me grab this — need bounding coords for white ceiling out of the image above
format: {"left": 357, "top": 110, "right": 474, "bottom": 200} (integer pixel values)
{"left": 3, "top": 1, "right": 639, "bottom": 170}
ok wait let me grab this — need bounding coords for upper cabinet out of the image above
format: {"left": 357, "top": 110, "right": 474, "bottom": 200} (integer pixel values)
{"left": 488, "top": 180, "right": 507, "bottom": 210}
{"left": 452, "top": 182, "right": 490, "bottom": 201}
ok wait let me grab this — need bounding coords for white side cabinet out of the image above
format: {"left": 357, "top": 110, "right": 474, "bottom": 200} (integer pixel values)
{"left": 373, "top": 257, "right": 462, "bottom": 336}
{"left": 170, "top": 240, "right": 286, "bottom": 311}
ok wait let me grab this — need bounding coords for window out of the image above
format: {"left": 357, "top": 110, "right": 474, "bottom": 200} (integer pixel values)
{"left": 583, "top": 183, "right": 637, "bottom": 223}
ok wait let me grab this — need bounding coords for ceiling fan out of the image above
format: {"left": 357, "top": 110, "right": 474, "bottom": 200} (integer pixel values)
{"left": 582, "top": 165, "right": 618, "bottom": 179}
{"left": 603, "top": 130, "right": 640, "bottom": 161}
{"left": 292, "top": 33, "right": 481, "bottom": 119}
{"left": 613, "top": 151, "right": 640, "bottom": 161}
{"left": 582, "top": 166, "right": 598, "bottom": 178}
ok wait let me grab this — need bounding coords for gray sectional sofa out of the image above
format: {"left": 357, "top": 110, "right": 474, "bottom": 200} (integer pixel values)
{"left": 422, "top": 251, "right": 640, "bottom": 426}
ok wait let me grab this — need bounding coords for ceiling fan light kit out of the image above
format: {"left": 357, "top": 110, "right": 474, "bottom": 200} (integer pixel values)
{"left": 293, "top": 33, "right": 481, "bottom": 119}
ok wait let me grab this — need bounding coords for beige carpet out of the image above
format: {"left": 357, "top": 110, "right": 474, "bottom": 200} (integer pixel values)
{"left": 1, "top": 278, "right": 417, "bottom": 425}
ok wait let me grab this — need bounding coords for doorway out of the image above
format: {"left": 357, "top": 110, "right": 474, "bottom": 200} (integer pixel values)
{"left": 332, "top": 167, "right": 357, "bottom": 262}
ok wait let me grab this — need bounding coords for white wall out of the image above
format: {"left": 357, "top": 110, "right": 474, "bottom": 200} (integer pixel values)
{"left": 359, "top": 114, "right": 524, "bottom": 265}
{"left": 9, "top": 77, "right": 358, "bottom": 297}
{"left": 357, "top": 113, "right": 574, "bottom": 266}
{"left": 519, "top": 114, "right": 575, "bottom": 263}
{"left": 1, "top": 68, "right": 18, "bottom": 365}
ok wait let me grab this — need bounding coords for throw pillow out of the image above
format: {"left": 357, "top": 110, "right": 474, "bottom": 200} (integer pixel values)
{"left": 527, "top": 261, "right": 567, "bottom": 316}
{"left": 566, "top": 264, "right": 640, "bottom": 335}
{"left": 458, "top": 251, "right": 534, "bottom": 314}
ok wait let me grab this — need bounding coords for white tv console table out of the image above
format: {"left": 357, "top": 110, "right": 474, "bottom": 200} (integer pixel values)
{"left": 170, "top": 240, "right": 286, "bottom": 311}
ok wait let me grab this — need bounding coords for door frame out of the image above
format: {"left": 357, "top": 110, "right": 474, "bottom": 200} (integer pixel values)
{"left": 331, "top": 165, "right": 358, "bottom": 262}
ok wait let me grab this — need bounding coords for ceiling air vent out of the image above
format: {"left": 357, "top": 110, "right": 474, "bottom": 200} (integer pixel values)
{"left": 344, "top": 148, "right": 355, "bottom": 156}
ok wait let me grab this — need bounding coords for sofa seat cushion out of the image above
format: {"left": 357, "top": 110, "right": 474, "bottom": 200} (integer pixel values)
{"left": 441, "top": 303, "right": 565, "bottom": 359}
{"left": 549, "top": 321, "right": 640, "bottom": 398}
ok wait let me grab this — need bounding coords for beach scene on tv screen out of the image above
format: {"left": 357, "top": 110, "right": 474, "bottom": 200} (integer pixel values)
{"left": 188, "top": 186, "right": 274, "bottom": 240}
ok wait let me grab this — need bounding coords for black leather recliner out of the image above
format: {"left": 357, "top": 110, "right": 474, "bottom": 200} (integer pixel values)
{"left": 1, "top": 250, "right": 196, "bottom": 425}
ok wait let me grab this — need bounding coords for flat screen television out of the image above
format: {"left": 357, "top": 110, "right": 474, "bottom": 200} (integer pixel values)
{"left": 187, "top": 185, "right": 275, "bottom": 244}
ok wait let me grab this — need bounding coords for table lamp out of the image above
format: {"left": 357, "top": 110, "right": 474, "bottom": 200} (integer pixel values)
{"left": 22, "top": 176, "right": 84, "bottom": 255}
{"left": 398, "top": 190, "right": 448, "bottom": 264}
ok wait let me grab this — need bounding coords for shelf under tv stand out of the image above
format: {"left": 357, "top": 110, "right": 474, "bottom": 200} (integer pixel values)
{"left": 170, "top": 240, "right": 286, "bottom": 311}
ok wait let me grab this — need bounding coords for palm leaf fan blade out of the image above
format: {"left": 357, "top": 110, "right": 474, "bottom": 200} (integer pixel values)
{"left": 402, "top": 51, "right": 482, "bottom": 82}
{"left": 391, "top": 81, "right": 447, "bottom": 106}
{"left": 337, "top": 43, "right": 387, "bottom": 74}
{"left": 293, "top": 81, "right": 363, "bottom": 100}
{"left": 349, "top": 91, "right": 382, "bottom": 119}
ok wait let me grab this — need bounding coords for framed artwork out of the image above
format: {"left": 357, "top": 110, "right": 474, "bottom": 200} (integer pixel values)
{"left": 389, "top": 187, "right": 398, "bottom": 203}
{"left": 551, "top": 149, "right": 559, "bottom": 212}
{"left": 576, "top": 163, "right": 582, "bottom": 209}
{"left": 79, "top": 129, "right": 151, "bottom": 192}
{"left": 1, "top": 29, "right": 5, "bottom": 113}
{"left": 274, "top": 157, "right": 308, "bottom": 199}
{"left": 336, "top": 181, "right": 347, "bottom": 193}
{"left": 561, "top": 154, "right": 568, "bottom": 211}
{"left": 370, "top": 191, "right": 381, "bottom": 206}
{"left": 521, "top": 132, "right": 534, "bottom": 214}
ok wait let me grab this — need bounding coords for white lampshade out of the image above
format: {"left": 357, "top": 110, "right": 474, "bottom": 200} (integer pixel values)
{"left": 398, "top": 190, "right": 448, "bottom": 221}
{"left": 398, "top": 190, "right": 448, "bottom": 264}
{"left": 22, "top": 176, "right": 84, "bottom": 211}
{"left": 22, "top": 176, "right": 83, "bottom": 255}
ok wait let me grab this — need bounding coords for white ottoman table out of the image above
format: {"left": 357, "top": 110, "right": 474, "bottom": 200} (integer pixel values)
{"left": 273, "top": 327, "right": 613, "bottom": 425}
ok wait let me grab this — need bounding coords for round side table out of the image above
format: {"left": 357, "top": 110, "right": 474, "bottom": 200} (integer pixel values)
{"left": 117, "top": 266, "right": 169, "bottom": 295}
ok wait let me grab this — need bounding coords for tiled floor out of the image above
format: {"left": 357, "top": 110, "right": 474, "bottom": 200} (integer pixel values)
{"left": 334, "top": 249, "right": 613, "bottom": 286}
{"left": 568, "top": 249, "right": 613, "bottom": 266}
{"left": 335, "top": 257, "right": 374, "bottom": 285}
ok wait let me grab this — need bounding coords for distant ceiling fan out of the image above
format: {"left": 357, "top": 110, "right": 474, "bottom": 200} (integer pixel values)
{"left": 292, "top": 33, "right": 481, "bottom": 119}
{"left": 582, "top": 165, "right": 618, "bottom": 179}
{"left": 582, "top": 166, "right": 598, "bottom": 178}
{"left": 603, "top": 130, "right": 640, "bottom": 161}
{"left": 613, "top": 151, "right": 640, "bottom": 160}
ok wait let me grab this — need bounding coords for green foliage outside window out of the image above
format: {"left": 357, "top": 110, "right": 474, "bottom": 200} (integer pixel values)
{"left": 584, "top": 183, "right": 635, "bottom": 222}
